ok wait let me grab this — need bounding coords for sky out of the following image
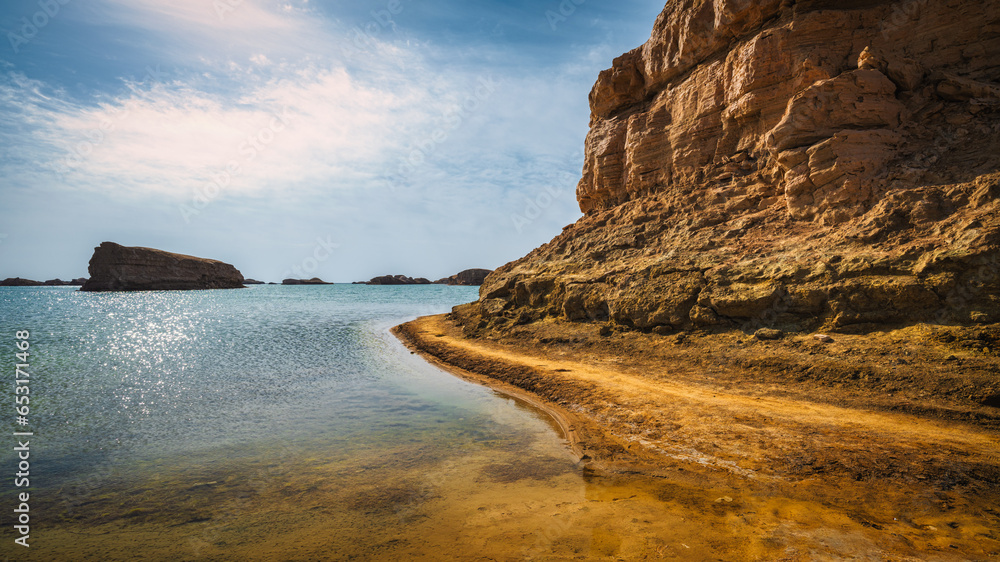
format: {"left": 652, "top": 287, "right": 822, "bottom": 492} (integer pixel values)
{"left": 0, "top": 0, "right": 663, "bottom": 283}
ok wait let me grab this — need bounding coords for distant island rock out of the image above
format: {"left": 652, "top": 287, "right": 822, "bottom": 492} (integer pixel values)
{"left": 282, "top": 278, "right": 333, "bottom": 285}
{"left": 1, "top": 278, "right": 42, "bottom": 286}
{"left": 1, "top": 277, "right": 88, "bottom": 287}
{"left": 243, "top": 279, "right": 265, "bottom": 284}
{"left": 366, "top": 275, "right": 432, "bottom": 285}
{"left": 434, "top": 269, "right": 492, "bottom": 286}
{"left": 80, "top": 242, "right": 245, "bottom": 292}
{"left": 44, "top": 278, "right": 88, "bottom": 286}
{"left": 357, "top": 269, "right": 493, "bottom": 286}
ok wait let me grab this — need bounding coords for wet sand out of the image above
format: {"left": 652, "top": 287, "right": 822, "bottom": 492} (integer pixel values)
{"left": 394, "top": 313, "right": 1000, "bottom": 560}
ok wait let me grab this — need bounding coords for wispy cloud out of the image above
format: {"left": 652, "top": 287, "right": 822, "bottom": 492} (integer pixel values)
{"left": 39, "top": 65, "right": 437, "bottom": 199}
{"left": 95, "top": 0, "right": 314, "bottom": 43}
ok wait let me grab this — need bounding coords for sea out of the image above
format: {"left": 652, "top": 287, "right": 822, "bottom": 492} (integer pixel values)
{"left": 0, "top": 285, "right": 687, "bottom": 560}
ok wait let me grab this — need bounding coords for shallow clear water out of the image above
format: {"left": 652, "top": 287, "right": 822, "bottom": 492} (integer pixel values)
{"left": 0, "top": 285, "right": 497, "bottom": 476}
{"left": 0, "top": 286, "right": 588, "bottom": 558}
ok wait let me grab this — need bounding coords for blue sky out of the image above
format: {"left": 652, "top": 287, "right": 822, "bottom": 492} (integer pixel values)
{"left": 0, "top": 0, "right": 662, "bottom": 282}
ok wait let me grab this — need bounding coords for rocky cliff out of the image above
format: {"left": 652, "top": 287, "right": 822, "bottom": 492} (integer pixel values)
{"left": 81, "top": 242, "right": 245, "bottom": 292}
{"left": 474, "top": 0, "right": 1000, "bottom": 334}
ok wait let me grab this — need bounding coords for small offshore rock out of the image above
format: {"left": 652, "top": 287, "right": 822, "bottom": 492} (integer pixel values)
{"left": 433, "top": 268, "right": 493, "bottom": 286}
{"left": 754, "top": 328, "right": 784, "bottom": 341}
{"left": 81, "top": 242, "right": 245, "bottom": 292}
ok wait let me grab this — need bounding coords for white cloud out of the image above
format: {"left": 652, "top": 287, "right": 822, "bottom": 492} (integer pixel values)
{"left": 12, "top": 64, "right": 442, "bottom": 202}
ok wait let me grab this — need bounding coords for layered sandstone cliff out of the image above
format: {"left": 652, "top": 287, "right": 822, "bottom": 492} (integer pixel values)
{"left": 81, "top": 242, "right": 245, "bottom": 292}
{"left": 476, "top": 0, "right": 1000, "bottom": 333}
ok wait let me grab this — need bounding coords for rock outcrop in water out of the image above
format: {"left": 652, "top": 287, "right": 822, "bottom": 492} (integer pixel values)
{"left": 474, "top": 0, "right": 1000, "bottom": 334}
{"left": 81, "top": 242, "right": 245, "bottom": 292}
{"left": 2, "top": 277, "right": 89, "bottom": 286}
{"left": 1, "top": 278, "right": 42, "bottom": 286}
{"left": 282, "top": 278, "right": 333, "bottom": 285}
{"left": 366, "top": 275, "right": 432, "bottom": 285}
{"left": 435, "top": 269, "right": 493, "bottom": 286}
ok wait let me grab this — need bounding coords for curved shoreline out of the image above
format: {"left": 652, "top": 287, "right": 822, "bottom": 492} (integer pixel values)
{"left": 393, "top": 313, "right": 1000, "bottom": 485}
{"left": 393, "top": 323, "right": 586, "bottom": 459}
{"left": 392, "top": 313, "right": 1000, "bottom": 557}
{"left": 391, "top": 319, "right": 660, "bottom": 475}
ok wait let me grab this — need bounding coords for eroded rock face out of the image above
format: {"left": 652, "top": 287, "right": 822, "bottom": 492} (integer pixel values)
{"left": 81, "top": 242, "right": 245, "bottom": 292}
{"left": 475, "top": 0, "right": 1000, "bottom": 334}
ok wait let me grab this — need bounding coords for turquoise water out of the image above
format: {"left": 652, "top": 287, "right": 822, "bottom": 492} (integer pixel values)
{"left": 0, "top": 285, "right": 595, "bottom": 561}
{"left": 0, "top": 285, "right": 544, "bottom": 481}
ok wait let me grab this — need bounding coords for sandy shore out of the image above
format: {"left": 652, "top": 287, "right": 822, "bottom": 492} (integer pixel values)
{"left": 394, "top": 312, "right": 1000, "bottom": 556}
{"left": 395, "top": 313, "right": 1000, "bottom": 481}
